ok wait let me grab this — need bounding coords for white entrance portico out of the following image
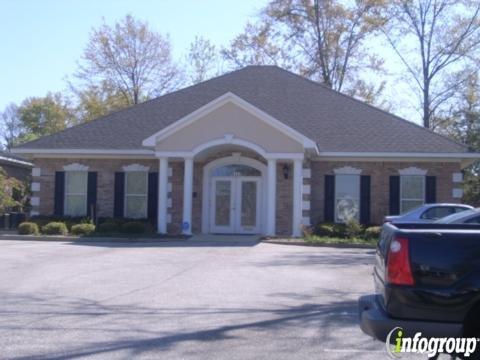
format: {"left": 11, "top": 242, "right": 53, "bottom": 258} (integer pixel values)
{"left": 141, "top": 92, "right": 318, "bottom": 236}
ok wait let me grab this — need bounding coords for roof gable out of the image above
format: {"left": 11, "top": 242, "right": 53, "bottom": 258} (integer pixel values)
{"left": 142, "top": 92, "right": 318, "bottom": 153}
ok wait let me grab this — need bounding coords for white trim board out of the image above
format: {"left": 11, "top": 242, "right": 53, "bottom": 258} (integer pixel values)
{"left": 0, "top": 155, "right": 33, "bottom": 167}
{"left": 12, "top": 148, "right": 154, "bottom": 155}
{"left": 142, "top": 92, "right": 319, "bottom": 152}
{"left": 155, "top": 137, "right": 305, "bottom": 160}
{"left": 316, "top": 151, "right": 480, "bottom": 159}
{"left": 12, "top": 148, "right": 155, "bottom": 160}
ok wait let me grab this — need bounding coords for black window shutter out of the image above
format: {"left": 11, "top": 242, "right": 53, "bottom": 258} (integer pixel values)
{"left": 389, "top": 176, "right": 400, "bottom": 215}
{"left": 360, "top": 175, "right": 371, "bottom": 225}
{"left": 54, "top": 171, "right": 65, "bottom": 216}
{"left": 147, "top": 172, "right": 159, "bottom": 225}
{"left": 324, "top": 175, "right": 335, "bottom": 222}
{"left": 425, "top": 176, "right": 436, "bottom": 203}
{"left": 87, "top": 172, "right": 97, "bottom": 218}
{"left": 114, "top": 172, "right": 125, "bottom": 218}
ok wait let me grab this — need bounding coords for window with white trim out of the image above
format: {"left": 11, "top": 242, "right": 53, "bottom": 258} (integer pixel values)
{"left": 335, "top": 175, "right": 360, "bottom": 222}
{"left": 64, "top": 171, "right": 88, "bottom": 216}
{"left": 125, "top": 171, "right": 148, "bottom": 218}
{"left": 400, "top": 175, "right": 425, "bottom": 213}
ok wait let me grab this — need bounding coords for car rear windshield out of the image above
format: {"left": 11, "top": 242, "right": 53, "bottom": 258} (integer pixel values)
{"left": 435, "top": 209, "right": 477, "bottom": 223}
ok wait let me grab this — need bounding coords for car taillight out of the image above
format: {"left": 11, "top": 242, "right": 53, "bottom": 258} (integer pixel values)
{"left": 386, "top": 236, "right": 414, "bottom": 286}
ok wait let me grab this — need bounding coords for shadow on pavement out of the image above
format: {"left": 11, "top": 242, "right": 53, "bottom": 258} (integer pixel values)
{"left": 0, "top": 292, "right": 361, "bottom": 360}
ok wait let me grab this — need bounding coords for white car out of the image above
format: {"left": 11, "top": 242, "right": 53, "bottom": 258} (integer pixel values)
{"left": 435, "top": 208, "right": 480, "bottom": 224}
{"left": 384, "top": 203, "right": 474, "bottom": 224}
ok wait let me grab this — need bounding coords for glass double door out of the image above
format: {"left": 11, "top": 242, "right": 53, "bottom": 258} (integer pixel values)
{"left": 211, "top": 177, "right": 261, "bottom": 234}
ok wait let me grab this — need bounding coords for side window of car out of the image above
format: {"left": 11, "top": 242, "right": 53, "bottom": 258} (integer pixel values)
{"left": 466, "top": 216, "right": 480, "bottom": 224}
{"left": 421, "top": 207, "right": 453, "bottom": 220}
{"left": 454, "top": 207, "right": 468, "bottom": 213}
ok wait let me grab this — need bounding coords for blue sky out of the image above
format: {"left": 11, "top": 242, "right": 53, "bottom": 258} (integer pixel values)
{"left": 0, "top": 0, "right": 267, "bottom": 110}
{"left": 1, "top": 0, "right": 422, "bottom": 124}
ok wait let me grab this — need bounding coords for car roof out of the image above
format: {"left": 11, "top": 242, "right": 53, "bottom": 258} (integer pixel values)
{"left": 435, "top": 208, "right": 480, "bottom": 223}
{"left": 424, "top": 203, "right": 473, "bottom": 208}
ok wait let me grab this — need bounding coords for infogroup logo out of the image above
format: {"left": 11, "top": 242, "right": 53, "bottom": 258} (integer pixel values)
{"left": 386, "top": 327, "right": 479, "bottom": 358}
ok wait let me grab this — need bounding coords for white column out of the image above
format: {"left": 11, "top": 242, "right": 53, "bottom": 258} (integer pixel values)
{"left": 292, "top": 159, "right": 303, "bottom": 237}
{"left": 182, "top": 157, "right": 194, "bottom": 235}
{"left": 157, "top": 157, "right": 168, "bottom": 234}
{"left": 266, "top": 158, "right": 277, "bottom": 236}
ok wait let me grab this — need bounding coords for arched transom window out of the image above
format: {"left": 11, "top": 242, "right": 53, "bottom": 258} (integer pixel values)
{"left": 212, "top": 164, "right": 261, "bottom": 177}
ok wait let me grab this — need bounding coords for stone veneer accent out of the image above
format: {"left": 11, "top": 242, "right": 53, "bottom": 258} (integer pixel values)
{"left": 310, "top": 161, "right": 461, "bottom": 225}
{"left": 302, "top": 161, "right": 311, "bottom": 225}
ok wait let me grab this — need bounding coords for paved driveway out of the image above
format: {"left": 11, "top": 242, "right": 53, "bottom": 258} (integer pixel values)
{"left": 0, "top": 238, "right": 389, "bottom": 359}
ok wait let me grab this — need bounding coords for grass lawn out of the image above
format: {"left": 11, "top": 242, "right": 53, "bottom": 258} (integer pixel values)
{"left": 262, "top": 235, "right": 378, "bottom": 248}
{"left": 304, "top": 235, "right": 377, "bottom": 246}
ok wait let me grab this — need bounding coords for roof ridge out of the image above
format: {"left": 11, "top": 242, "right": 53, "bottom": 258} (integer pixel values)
{"left": 273, "top": 66, "right": 469, "bottom": 151}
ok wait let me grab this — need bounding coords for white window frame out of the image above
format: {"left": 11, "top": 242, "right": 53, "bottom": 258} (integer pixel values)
{"left": 334, "top": 174, "right": 360, "bottom": 223}
{"left": 64, "top": 171, "right": 88, "bottom": 217}
{"left": 400, "top": 175, "right": 425, "bottom": 214}
{"left": 124, "top": 171, "right": 148, "bottom": 219}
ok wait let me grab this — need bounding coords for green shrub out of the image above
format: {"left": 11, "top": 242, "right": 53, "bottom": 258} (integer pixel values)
{"left": 364, "top": 226, "right": 381, "bottom": 240}
{"left": 30, "top": 216, "right": 92, "bottom": 231}
{"left": 345, "top": 219, "right": 363, "bottom": 239}
{"left": 96, "top": 221, "right": 120, "bottom": 233}
{"left": 71, "top": 223, "right": 96, "bottom": 236}
{"left": 121, "top": 221, "right": 146, "bottom": 234}
{"left": 315, "top": 223, "right": 336, "bottom": 237}
{"left": 314, "top": 223, "right": 347, "bottom": 238}
{"left": 42, "top": 222, "right": 68, "bottom": 235}
{"left": 17, "top": 222, "right": 39, "bottom": 235}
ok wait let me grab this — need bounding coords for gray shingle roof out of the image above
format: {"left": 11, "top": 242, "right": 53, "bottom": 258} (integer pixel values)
{"left": 15, "top": 66, "right": 468, "bottom": 153}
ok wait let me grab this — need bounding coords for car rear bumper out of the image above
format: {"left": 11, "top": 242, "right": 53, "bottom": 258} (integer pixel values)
{"left": 358, "top": 294, "right": 463, "bottom": 342}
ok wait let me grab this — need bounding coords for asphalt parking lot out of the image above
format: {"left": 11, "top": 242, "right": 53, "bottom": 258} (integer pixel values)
{"left": 0, "top": 238, "right": 413, "bottom": 359}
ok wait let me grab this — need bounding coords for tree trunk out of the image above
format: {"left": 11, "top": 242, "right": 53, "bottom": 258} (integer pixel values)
{"left": 423, "top": 81, "right": 430, "bottom": 129}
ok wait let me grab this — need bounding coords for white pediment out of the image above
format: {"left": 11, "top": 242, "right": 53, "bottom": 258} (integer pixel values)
{"left": 122, "top": 164, "right": 150, "bottom": 172}
{"left": 63, "top": 163, "right": 89, "bottom": 171}
{"left": 398, "top": 166, "right": 427, "bottom": 175}
{"left": 142, "top": 92, "right": 318, "bottom": 154}
{"left": 333, "top": 166, "right": 362, "bottom": 175}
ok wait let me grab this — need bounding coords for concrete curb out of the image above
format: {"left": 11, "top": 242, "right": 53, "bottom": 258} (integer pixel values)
{"left": 0, "top": 234, "right": 187, "bottom": 242}
{"left": 261, "top": 239, "right": 376, "bottom": 249}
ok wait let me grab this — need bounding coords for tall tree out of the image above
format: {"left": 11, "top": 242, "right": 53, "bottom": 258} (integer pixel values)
{"left": 439, "top": 72, "right": 480, "bottom": 205}
{"left": 222, "top": 22, "right": 293, "bottom": 68}
{"left": 75, "top": 14, "right": 182, "bottom": 106}
{"left": 382, "top": 0, "right": 480, "bottom": 129}
{"left": 0, "top": 93, "right": 73, "bottom": 148}
{"left": 18, "top": 93, "right": 74, "bottom": 140}
{"left": 70, "top": 81, "right": 130, "bottom": 123}
{"left": 265, "top": 0, "right": 386, "bottom": 90}
{"left": 1, "top": 104, "right": 21, "bottom": 150}
{"left": 0, "top": 166, "right": 26, "bottom": 213}
{"left": 187, "top": 36, "right": 218, "bottom": 84}
{"left": 223, "top": 0, "right": 387, "bottom": 103}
